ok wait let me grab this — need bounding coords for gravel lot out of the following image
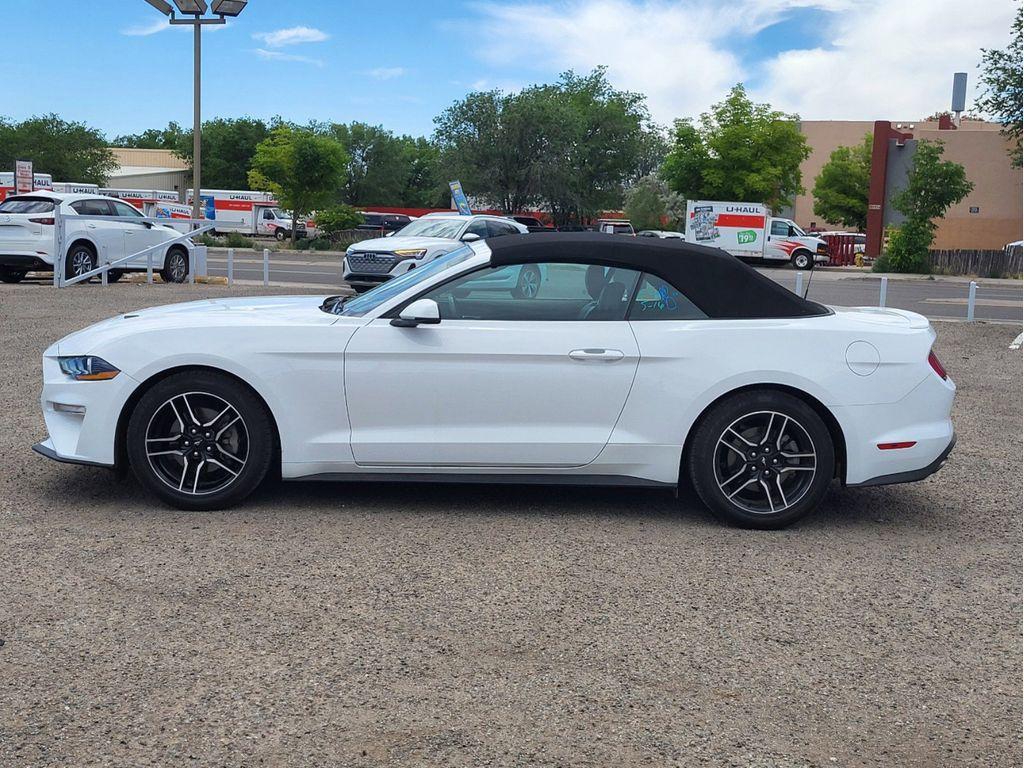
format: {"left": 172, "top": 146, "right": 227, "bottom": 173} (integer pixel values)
{"left": 1, "top": 283, "right": 1021, "bottom": 767}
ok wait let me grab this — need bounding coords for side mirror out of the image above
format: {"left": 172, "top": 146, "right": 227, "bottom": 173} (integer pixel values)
{"left": 461, "top": 232, "right": 481, "bottom": 242}
{"left": 391, "top": 298, "right": 441, "bottom": 327}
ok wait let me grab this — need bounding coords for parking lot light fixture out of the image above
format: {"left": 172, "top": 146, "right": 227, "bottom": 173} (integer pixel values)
{"left": 143, "top": 0, "right": 245, "bottom": 225}
{"left": 211, "top": 0, "right": 247, "bottom": 16}
{"left": 172, "top": 0, "right": 208, "bottom": 13}
{"left": 144, "top": 0, "right": 174, "bottom": 15}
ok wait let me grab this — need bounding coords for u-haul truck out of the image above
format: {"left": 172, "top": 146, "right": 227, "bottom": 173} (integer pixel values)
{"left": 98, "top": 188, "right": 180, "bottom": 215}
{"left": 185, "top": 188, "right": 307, "bottom": 240}
{"left": 685, "top": 200, "right": 828, "bottom": 270}
{"left": 53, "top": 182, "right": 100, "bottom": 195}
{"left": 0, "top": 172, "right": 53, "bottom": 201}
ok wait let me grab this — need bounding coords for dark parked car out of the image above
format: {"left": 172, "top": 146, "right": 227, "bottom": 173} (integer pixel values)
{"left": 512, "top": 215, "right": 553, "bottom": 233}
{"left": 357, "top": 212, "right": 413, "bottom": 233}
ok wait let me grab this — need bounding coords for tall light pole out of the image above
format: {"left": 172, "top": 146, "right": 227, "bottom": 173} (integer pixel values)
{"left": 144, "top": 0, "right": 248, "bottom": 224}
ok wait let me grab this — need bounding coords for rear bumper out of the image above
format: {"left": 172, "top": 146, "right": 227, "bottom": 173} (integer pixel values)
{"left": 0, "top": 254, "right": 52, "bottom": 270}
{"left": 847, "top": 433, "right": 955, "bottom": 487}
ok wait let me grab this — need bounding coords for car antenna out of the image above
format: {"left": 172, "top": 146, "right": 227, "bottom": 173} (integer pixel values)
{"left": 803, "top": 259, "right": 814, "bottom": 300}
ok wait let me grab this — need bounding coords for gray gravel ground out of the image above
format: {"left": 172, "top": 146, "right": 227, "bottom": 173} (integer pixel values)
{"left": 0, "top": 283, "right": 1021, "bottom": 767}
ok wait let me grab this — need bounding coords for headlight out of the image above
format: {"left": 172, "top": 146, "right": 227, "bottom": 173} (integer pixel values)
{"left": 58, "top": 356, "right": 120, "bottom": 381}
{"left": 392, "top": 249, "right": 427, "bottom": 262}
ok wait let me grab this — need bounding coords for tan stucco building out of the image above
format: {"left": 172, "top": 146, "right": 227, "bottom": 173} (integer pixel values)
{"left": 792, "top": 120, "right": 1022, "bottom": 251}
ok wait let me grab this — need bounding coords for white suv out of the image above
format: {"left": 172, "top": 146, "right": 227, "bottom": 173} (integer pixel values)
{"left": 0, "top": 191, "right": 194, "bottom": 284}
{"left": 343, "top": 213, "right": 528, "bottom": 292}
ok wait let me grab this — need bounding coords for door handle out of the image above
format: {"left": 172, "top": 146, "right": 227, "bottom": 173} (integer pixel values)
{"left": 86, "top": 223, "right": 97, "bottom": 229}
{"left": 568, "top": 348, "right": 624, "bottom": 362}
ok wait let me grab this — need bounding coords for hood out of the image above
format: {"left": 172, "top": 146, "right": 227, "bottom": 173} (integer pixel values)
{"left": 56, "top": 295, "right": 337, "bottom": 355}
{"left": 348, "top": 235, "right": 459, "bottom": 252}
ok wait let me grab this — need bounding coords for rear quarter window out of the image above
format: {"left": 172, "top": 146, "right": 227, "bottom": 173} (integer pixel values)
{"left": 629, "top": 273, "right": 707, "bottom": 321}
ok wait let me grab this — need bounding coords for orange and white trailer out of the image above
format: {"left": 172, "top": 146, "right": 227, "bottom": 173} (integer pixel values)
{"left": 0, "top": 172, "right": 53, "bottom": 201}
{"left": 52, "top": 182, "right": 100, "bottom": 195}
{"left": 98, "top": 188, "right": 180, "bottom": 215}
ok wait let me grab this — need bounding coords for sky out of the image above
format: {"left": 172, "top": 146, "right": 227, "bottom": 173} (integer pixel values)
{"left": 0, "top": 0, "right": 1015, "bottom": 139}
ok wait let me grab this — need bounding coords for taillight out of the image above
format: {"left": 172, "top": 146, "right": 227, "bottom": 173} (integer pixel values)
{"left": 29, "top": 217, "right": 55, "bottom": 225}
{"left": 928, "top": 350, "right": 948, "bottom": 380}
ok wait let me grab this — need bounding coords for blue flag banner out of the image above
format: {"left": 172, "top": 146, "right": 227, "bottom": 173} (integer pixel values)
{"left": 449, "top": 180, "right": 472, "bottom": 216}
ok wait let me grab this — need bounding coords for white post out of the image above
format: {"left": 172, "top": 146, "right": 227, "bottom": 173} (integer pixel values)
{"left": 101, "top": 265, "right": 108, "bottom": 286}
{"left": 795, "top": 271, "right": 804, "bottom": 296}
{"left": 879, "top": 276, "right": 888, "bottom": 307}
{"left": 227, "top": 247, "right": 234, "bottom": 285}
{"left": 52, "top": 205, "right": 64, "bottom": 287}
{"left": 147, "top": 251, "right": 153, "bottom": 284}
{"left": 967, "top": 281, "right": 977, "bottom": 322}
{"left": 263, "top": 248, "right": 269, "bottom": 286}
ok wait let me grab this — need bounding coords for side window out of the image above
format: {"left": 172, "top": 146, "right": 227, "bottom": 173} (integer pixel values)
{"left": 263, "top": 209, "right": 276, "bottom": 220}
{"left": 70, "top": 199, "right": 112, "bottom": 216}
{"left": 628, "top": 273, "right": 707, "bottom": 321}
{"left": 465, "top": 219, "right": 489, "bottom": 238}
{"left": 770, "top": 220, "right": 789, "bottom": 236}
{"left": 111, "top": 201, "right": 142, "bottom": 218}
{"left": 486, "top": 220, "right": 516, "bottom": 238}
{"left": 420, "top": 262, "right": 641, "bottom": 322}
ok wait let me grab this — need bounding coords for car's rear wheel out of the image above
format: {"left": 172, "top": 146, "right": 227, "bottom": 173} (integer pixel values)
{"left": 126, "top": 371, "right": 274, "bottom": 510}
{"left": 791, "top": 251, "right": 813, "bottom": 270}
{"left": 687, "top": 390, "right": 834, "bottom": 529}
{"left": 0, "top": 269, "right": 27, "bottom": 283}
{"left": 65, "top": 243, "right": 96, "bottom": 282}
{"left": 512, "top": 264, "right": 541, "bottom": 298}
{"left": 161, "top": 248, "right": 189, "bottom": 283}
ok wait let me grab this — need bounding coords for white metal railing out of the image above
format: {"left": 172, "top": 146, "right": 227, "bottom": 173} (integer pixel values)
{"left": 52, "top": 205, "right": 215, "bottom": 287}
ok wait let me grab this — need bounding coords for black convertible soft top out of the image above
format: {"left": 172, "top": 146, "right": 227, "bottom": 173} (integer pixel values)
{"left": 487, "top": 232, "right": 828, "bottom": 319}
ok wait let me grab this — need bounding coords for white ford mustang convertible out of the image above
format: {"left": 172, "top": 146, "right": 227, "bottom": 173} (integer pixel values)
{"left": 34, "top": 233, "right": 955, "bottom": 528}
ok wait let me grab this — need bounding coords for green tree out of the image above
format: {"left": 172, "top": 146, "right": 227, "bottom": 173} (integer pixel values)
{"left": 248, "top": 127, "right": 348, "bottom": 246}
{"left": 314, "top": 204, "right": 364, "bottom": 237}
{"left": 976, "top": 5, "right": 1023, "bottom": 167}
{"left": 662, "top": 84, "right": 810, "bottom": 211}
{"left": 885, "top": 140, "right": 974, "bottom": 273}
{"left": 0, "top": 114, "right": 115, "bottom": 184}
{"left": 110, "top": 121, "right": 187, "bottom": 150}
{"left": 624, "top": 175, "right": 685, "bottom": 231}
{"left": 434, "top": 67, "right": 653, "bottom": 224}
{"left": 178, "top": 117, "right": 274, "bottom": 189}
{"left": 812, "top": 133, "right": 873, "bottom": 231}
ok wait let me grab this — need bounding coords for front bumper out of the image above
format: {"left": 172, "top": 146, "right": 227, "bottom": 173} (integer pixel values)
{"left": 35, "top": 348, "right": 138, "bottom": 467}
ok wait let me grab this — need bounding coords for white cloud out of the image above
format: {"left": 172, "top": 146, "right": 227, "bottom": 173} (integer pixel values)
{"left": 755, "top": 0, "right": 1016, "bottom": 120}
{"left": 252, "top": 26, "right": 329, "bottom": 48}
{"left": 121, "top": 18, "right": 173, "bottom": 36}
{"left": 253, "top": 48, "right": 324, "bottom": 67}
{"left": 467, "top": 0, "right": 1014, "bottom": 124}
{"left": 366, "top": 67, "right": 408, "bottom": 80}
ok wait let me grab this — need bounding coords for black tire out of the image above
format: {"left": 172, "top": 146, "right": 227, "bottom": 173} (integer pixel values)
{"left": 106, "top": 269, "right": 125, "bottom": 284}
{"left": 687, "top": 390, "right": 834, "bottom": 529}
{"left": 511, "top": 264, "right": 542, "bottom": 298}
{"left": 126, "top": 371, "right": 274, "bottom": 510}
{"left": 0, "top": 269, "right": 26, "bottom": 283}
{"left": 160, "top": 248, "right": 189, "bottom": 283}
{"left": 275, "top": 228, "right": 288, "bottom": 242}
{"left": 65, "top": 242, "right": 97, "bottom": 282}
{"left": 791, "top": 251, "right": 813, "bottom": 270}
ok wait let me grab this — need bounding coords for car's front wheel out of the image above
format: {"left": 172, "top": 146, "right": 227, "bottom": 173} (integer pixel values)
{"left": 0, "top": 268, "right": 27, "bottom": 283}
{"left": 275, "top": 228, "right": 288, "bottom": 242}
{"left": 687, "top": 390, "right": 834, "bottom": 529}
{"left": 126, "top": 371, "right": 274, "bottom": 510}
{"left": 512, "top": 264, "right": 542, "bottom": 298}
{"left": 161, "top": 248, "right": 189, "bottom": 283}
{"left": 791, "top": 251, "right": 813, "bottom": 270}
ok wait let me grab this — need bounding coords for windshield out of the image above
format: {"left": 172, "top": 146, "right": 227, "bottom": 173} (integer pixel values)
{"left": 789, "top": 221, "right": 807, "bottom": 237}
{"left": 393, "top": 217, "right": 466, "bottom": 239}
{"left": 330, "top": 245, "right": 476, "bottom": 317}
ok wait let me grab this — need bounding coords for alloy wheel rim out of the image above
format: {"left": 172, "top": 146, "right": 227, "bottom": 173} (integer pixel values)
{"left": 169, "top": 253, "right": 186, "bottom": 281}
{"left": 145, "top": 391, "right": 249, "bottom": 496}
{"left": 713, "top": 409, "right": 817, "bottom": 515}
{"left": 520, "top": 268, "right": 540, "bottom": 297}
{"left": 72, "top": 251, "right": 92, "bottom": 276}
